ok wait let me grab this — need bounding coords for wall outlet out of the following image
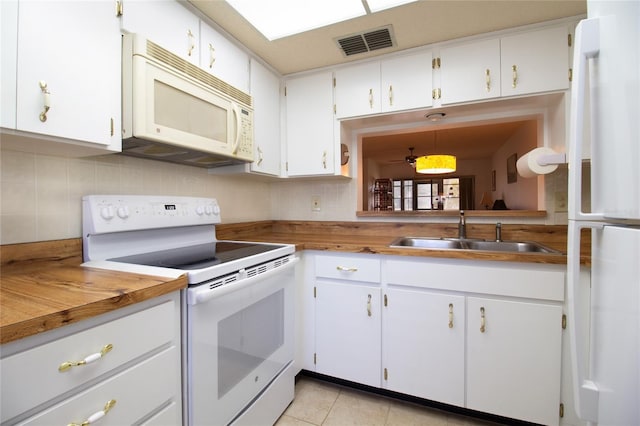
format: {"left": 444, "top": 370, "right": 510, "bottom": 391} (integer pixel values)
{"left": 311, "top": 195, "right": 321, "bottom": 211}
{"left": 554, "top": 191, "right": 567, "bottom": 212}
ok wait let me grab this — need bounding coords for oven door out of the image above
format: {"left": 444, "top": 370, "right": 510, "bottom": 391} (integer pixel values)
{"left": 186, "top": 257, "right": 297, "bottom": 425}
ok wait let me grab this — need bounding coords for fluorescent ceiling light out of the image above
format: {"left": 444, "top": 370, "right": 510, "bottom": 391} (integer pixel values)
{"left": 226, "top": 0, "right": 417, "bottom": 41}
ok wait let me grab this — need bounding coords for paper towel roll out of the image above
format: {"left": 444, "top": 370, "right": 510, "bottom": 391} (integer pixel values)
{"left": 516, "top": 147, "right": 560, "bottom": 178}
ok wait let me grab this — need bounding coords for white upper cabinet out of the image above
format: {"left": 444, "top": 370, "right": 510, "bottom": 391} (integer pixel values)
{"left": 380, "top": 51, "right": 433, "bottom": 112}
{"left": 120, "top": 0, "right": 200, "bottom": 65}
{"left": 285, "top": 71, "right": 335, "bottom": 176}
{"left": 249, "top": 59, "right": 281, "bottom": 176}
{"left": 14, "top": 0, "right": 121, "bottom": 149}
{"left": 200, "top": 22, "right": 249, "bottom": 93}
{"left": 334, "top": 61, "right": 381, "bottom": 118}
{"left": 500, "top": 25, "right": 570, "bottom": 96}
{"left": 440, "top": 39, "right": 501, "bottom": 105}
{"left": 1, "top": 0, "right": 18, "bottom": 129}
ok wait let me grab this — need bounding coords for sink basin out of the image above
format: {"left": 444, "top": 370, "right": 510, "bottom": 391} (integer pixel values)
{"left": 389, "top": 237, "right": 562, "bottom": 254}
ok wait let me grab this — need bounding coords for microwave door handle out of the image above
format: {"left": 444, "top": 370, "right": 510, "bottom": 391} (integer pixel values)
{"left": 231, "top": 103, "right": 241, "bottom": 154}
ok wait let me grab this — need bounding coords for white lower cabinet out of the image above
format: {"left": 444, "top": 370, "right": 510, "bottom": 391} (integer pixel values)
{"left": 306, "top": 252, "right": 565, "bottom": 425}
{"left": 313, "top": 253, "right": 382, "bottom": 387}
{"left": 382, "top": 288, "right": 465, "bottom": 406}
{"left": 0, "top": 292, "right": 182, "bottom": 426}
{"left": 466, "top": 296, "right": 562, "bottom": 426}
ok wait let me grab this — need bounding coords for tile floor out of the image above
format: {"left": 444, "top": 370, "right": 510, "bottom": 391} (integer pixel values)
{"left": 275, "top": 376, "right": 504, "bottom": 426}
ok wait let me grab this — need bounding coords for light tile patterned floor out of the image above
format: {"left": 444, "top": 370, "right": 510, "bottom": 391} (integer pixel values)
{"left": 275, "top": 376, "right": 504, "bottom": 426}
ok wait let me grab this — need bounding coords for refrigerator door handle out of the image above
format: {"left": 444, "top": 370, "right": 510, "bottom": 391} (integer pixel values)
{"left": 568, "top": 17, "right": 603, "bottom": 222}
{"left": 567, "top": 220, "right": 603, "bottom": 422}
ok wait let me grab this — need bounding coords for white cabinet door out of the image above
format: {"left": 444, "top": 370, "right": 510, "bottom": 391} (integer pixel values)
{"left": 380, "top": 51, "right": 433, "bottom": 112}
{"left": 1, "top": 0, "right": 18, "bottom": 129}
{"left": 440, "top": 39, "right": 501, "bottom": 104}
{"left": 315, "top": 280, "right": 381, "bottom": 387}
{"left": 285, "top": 71, "right": 335, "bottom": 176}
{"left": 15, "top": 1, "right": 121, "bottom": 148}
{"left": 383, "top": 288, "right": 464, "bottom": 406}
{"left": 334, "top": 62, "right": 380, "bottom": 118}
{"left": 120, "top": 0, "right": 200, "bottom": 65}
{"left": 500, "top": 25, "right": 569, "bottom": 97}
{"left": 200, "top": 22, "right": 249, "bottom": 93}
{"left": 466, "top": 297, "right": 563, "bottom": 426}
{"left": 249, "top": 59, "right": 281, "bottom": 176}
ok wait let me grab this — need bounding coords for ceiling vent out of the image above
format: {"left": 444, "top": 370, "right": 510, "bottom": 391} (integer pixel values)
{"left": 336, "top": 25, "right": 395, "bottom": 57}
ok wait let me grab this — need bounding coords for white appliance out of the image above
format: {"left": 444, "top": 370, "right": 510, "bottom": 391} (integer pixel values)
{"left": 121, "top": 34, "right": 254, "bottom": 168}
{"left": 82, "top": 195, "right": 298, "bottom": 426}
{"left": 567, "top": 1, "right": 640, "bottom": 425}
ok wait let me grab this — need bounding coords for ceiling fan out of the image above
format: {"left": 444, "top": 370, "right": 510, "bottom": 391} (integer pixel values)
{"left": 387, "top": 147, "right": 418, "bottom": 168}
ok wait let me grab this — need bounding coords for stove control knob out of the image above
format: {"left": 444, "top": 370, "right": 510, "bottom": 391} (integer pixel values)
{"left": 117, "top": 206, "right": 130, "bottom": 219}
{"left": 100, "top": 206, "right": 115, "bottom": 220}
{"left": 205, "top": 205, "right": 213, "bottom": 215}
{"left": 196, "top": 205, "right": 205, "bottom": 216}
{"left": 212, "top": 204, "right": 220, "bottom": 216}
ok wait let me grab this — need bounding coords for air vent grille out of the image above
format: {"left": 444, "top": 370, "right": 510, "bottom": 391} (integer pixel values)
{"left": 146, "top": 40, "right": 252, "bottom": 107}
{"left": 336, "top": 26, "right": 395, "bottom": 56}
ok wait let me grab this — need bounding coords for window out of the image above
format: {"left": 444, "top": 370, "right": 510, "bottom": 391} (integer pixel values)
{"left": 393, "top": 177, "right": 475, "bottom": 211}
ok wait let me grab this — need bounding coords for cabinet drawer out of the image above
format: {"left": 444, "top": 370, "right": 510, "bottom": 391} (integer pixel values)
{"left": 17, "top": 347, "right": 180, "bottom": 426}
{"left": 315, "top": 254, "right": 381, "bottom": 283}
{"left": 1, "top": 299, "right": 178, "bottom": 422}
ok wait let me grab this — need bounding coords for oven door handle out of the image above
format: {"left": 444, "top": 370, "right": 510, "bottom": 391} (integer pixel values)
{"left": 187, "top": 256, "right": 299, "bottom": 305}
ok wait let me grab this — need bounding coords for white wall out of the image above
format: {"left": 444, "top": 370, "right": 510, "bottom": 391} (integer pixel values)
{"left": 0, "top": 150, "right": 272, "bottom": 244}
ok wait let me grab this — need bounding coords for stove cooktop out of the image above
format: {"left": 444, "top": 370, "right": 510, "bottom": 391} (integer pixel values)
{"left": 108, "top": 241, "right": 284, "bottom": 271}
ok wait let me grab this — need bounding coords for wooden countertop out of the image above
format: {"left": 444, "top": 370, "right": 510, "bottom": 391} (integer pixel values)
{"left": 1, "top": 220, "right": 585, "bottom": 344}
{"left": 0, "top": 239, "right": 187, "bottom": 344}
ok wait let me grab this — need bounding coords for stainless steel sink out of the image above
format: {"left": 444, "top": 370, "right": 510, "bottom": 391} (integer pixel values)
{"left": 389, "top": 237, "right": 562, "bottom": 254}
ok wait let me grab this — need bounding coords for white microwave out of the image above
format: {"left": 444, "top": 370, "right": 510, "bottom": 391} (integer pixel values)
{"left": 121, "top": 34, "right": 254, "bottom": 168}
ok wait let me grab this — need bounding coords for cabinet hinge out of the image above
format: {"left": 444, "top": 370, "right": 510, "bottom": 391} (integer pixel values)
{"left": 562, "top": 314, "right": 567, "bottom": 329}
{"left": 432, "top": 88, "right": 441, "bottom": 100}
{"left": 568, "top": 33, "right": 572, "bottom": 47}
{"left": 432, "top": 57, "right": 441, "bottom": 69}
{"left": 384, "top": 367, "right": 388, "bottom": 381}
{"left": 384, "top": 294, "right": 388, "bottom": 307}
{"left": 568, "top": 68, "right": 573, "bottom": 82}
{"left": 314, "top": 353, "right": 317, "bottom": 365}
{"left": 313, "top": 286, "right": 316, "bottom": 298}
{"left": 559, "top": 403, "right": 565, "bottom": 418}
{"left": 115, "top": 0, "right": 123, "bottom": 17}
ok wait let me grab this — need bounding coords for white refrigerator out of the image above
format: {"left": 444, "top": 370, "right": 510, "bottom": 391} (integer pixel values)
{"left": 567, "top": 1, "right": 640, "bottom": 426}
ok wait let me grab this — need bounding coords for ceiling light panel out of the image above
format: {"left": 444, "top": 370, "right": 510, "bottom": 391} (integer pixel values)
{"left": 365, "top": 0, "right": 418, "bottom": 13}
{"left": 226, "top": 0, "right": 366, "bottom": 40}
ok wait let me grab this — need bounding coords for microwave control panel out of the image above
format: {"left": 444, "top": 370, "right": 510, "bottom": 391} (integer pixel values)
{"left": 236, "top": 107, "right": 254, "bottom": 161}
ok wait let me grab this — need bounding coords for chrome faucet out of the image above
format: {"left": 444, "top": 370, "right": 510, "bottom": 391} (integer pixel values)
{"left": 495, "top": 222, "right": 502, "bottom": 242}
{"left": 458, "top": 210, "right": 467, "bottom": 239}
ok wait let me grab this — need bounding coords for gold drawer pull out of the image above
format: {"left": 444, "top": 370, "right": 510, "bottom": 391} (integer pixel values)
{"left": 480, "top": 307, "right": 486, "bottom": 333}
{"left": 512, "top": 65, "right": 518, "bottom": 88}
{"left": 39, "top": 80, "right": 50, "bottom": 122}
{"left": 448, "top": 303, "right": 454, "bottom": 328}
{"left": 68, "top": 399, "right": 116, "bottom": 426}
{"left": 59, "top": 344, "right": 113, "bottom": 372}
{"left": 336, "top": 266, "right": 358, "bottom": 272}
{"left": 485, "top": 69, "right": 491, "bottom": 92}
{"left": 367, "top": 294, "right": 372, "bottom": 317}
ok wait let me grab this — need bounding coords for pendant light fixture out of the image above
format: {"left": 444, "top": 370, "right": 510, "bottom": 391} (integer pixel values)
{"left": 416, "top": 130, "right": 457, "bottom": 174}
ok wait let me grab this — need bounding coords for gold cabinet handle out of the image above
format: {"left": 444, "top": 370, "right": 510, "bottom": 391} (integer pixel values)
{"left": 208, "top": 42, "right": 216, "bottom": 68}
{"left": 39, "top": 81, "right": 50, "bottom": 122}
{"left": 322, "top": 150, "right": 327, "bottom": 169}
{"left": 448, "top": 303, "right": 454, "bottom": 328}
{"left": 68, "top": 399, "right": 116, "bottom": 426}
{"left": 369, "top": 88, "right": 374, "bottom": 109}
{"left": 512, "top": 65, "right": 518, "bottom": 88}
{"left": 336, "top": 266, "right": 358, "bottom": 272}
{"left": 485, "top": 69, "right": 491, "bottom": 92}
{"left": 388, "top": 85, "right": 393, "bottom": 106}
{"left": 256, "top": 146, "right": 263, "bottom": 166}
{"left": 187, "top": 29, "right": 195, "bottom": 57}
{"left": 59, "top": 344, "right": 113, "bottom": 372}
{"left": 480, "top": 307, "right": 486, "bottom": 333}
{"left": 367, "top": 294, "right": 372, "bottom": 317}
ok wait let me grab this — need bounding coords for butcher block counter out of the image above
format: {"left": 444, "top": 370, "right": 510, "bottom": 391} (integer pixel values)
{"left": 1, "top": 220, "right": 585, "bottom": 344}
{"left": 0, "top": 239, "right": 187, "bottom": 344}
